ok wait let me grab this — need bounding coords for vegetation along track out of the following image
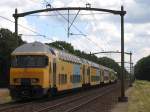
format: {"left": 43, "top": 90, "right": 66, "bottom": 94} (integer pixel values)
{"left": 0, "top": 83, "right": 119, "bottom": 112}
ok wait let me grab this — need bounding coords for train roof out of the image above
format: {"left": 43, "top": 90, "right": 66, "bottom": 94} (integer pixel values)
{"left": 80, "top": 58, "right": 89, "bottom": 64}
{"left": 12, "top": 42, "right": 52, "bottom": 55}
{"left": 88, "top": 61, "right": 99, "bottom": 68}
{"left": 100, "top": 65, "right": 115, "bottom": 72}
{"left": 12, "top": 42, "right": 82, "bottom": 64}
{"left": 57, "top": 50, "right": 82, "bottom": 64}
{"left": 80, "top": 59, "right": 99, "bottom": 68}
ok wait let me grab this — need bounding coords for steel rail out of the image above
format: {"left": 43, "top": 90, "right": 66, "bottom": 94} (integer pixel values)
{"left": 34, "top": 84, "right": 118, "bottom": 112}
{"left": 65, "top": 87, "right": 118, "bottom": 112}
{"left": 0, "top": 101, "right": 34, "bottom": 112}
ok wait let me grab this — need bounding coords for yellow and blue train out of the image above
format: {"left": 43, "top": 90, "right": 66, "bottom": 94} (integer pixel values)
{"left": 10, "top": 42, "right": 117, "bottom": 99}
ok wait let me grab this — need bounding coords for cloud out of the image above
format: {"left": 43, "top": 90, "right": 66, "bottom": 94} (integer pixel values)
{"left": 124, "top": 0, "right": 150, "bottom": 24}
{"left": 52, "top": 1, "right": 65, "bottom": 7}
{"left": 0, "top": 0, "right": 43, "bottom": 42}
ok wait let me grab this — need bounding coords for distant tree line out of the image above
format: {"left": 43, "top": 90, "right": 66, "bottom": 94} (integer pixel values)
{"left": 0, "top": 28, "right": 25, "bottom": 87}
{"left": 134, "top": 55, "right": 150, "bottom": 81}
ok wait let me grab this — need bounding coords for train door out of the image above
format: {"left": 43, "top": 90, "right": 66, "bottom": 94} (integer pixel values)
{"left": 53, "top": 59, "right": 56, "bottom": 88}
{"left": 87, "top": 67, "right": 90, "bottom": 84}
{"left": 49, "top": 61, "right": 51, "bottom": 86}
{"left": 82, "top": 65, "right": 85, "bottom": 84}
{"left": 99, "top": 69, "right": 101, "bottom": 84}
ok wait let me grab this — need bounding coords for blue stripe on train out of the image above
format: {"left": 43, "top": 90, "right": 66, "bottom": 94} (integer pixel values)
{"left": 72, "top": 64, "right": 81, "bottom": 88}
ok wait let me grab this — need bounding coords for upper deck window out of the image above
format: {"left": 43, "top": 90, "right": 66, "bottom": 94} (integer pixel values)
{"left": 11, "top": 55, "right": 48, "bottom": 68}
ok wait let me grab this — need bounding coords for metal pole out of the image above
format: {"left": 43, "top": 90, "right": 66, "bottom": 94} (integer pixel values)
{"left": 129, "top": 51, "right": 133, "bottom": 86}
{"left": 121, "top": 5, "right": 125, "bottom": 98}
{"left": 132, "top": 62, "right": 134, "bottom": 81}
{"left": 14, "top": 8, "right": 18, "bottom": 45}
{"left": 130, "top": 52, "right": 132, "bottom": 75}
{"left": 119, "top": 6, "right": 128, "bottom": 102}
{"left": 67, "top": 10, "right": 70, "bottom": 38}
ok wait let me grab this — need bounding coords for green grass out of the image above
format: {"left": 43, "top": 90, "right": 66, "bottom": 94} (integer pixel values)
{"left": 0, "top": 89, "right": 12, "bottom": 104}
{"left": 128, "top": 80, "right": 150, "bottom": 112}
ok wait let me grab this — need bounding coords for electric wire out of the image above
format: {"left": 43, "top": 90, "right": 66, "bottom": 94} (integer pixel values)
{"left": 91, "top": 11, "right": 110, "bottom": 50}
{"left": 0, "top": 15, "right": 54, "bottom": 41}
{"left": 31, "top": 0, "right": 109, "bottom": 51}
{"left": 28, "top": 0, "right": 112, "bottom": 53}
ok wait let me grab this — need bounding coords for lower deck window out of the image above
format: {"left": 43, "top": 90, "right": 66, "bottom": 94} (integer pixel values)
{"left": 59, "top": 74, "right": 67, "bottom": 84}
{"left": 70, "top": 75, "right": 81, "bottom": 83}
{"left": 91, "top": 76, "right": 100, "bottom": 82}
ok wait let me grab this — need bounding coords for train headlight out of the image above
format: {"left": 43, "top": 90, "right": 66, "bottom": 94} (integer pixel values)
{"left": 31, "top": 78, "right": 39, "bottom": 83}
{"left": 14, "top": 78, "right": 20, "bottom": 83}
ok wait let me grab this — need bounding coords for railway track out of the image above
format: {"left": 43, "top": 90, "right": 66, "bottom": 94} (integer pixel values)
{"left": 0, "top": 83, "right": 119, "bottom": 112}
{"left": 34, "top": 84, "right": 119, "bottom": 112}
{"left": 0, "top": 100, "right": 34, "bottom": 112}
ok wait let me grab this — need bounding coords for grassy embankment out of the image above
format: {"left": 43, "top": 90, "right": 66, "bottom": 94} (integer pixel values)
{"left": 0, "top": 89, "right": 11, "bottom": 104}
{"left": 128, "top": 80, "right": 150, "bottom": 112}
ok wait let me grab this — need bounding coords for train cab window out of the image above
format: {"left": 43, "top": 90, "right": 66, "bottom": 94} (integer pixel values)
{"left": 11, "top": 55, "right": 48, "bottom": 68}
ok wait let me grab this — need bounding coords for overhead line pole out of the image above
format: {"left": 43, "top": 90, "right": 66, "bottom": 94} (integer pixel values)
{"left": 118, "top": 6, "right": 128, "bottom": 101}
{"left": 129, "top": 51, "right": 133, "bottom": 86}
{"left": 67, "top": 10, "right": 70, "bottom": 38}
{"left": 14, "top": 8, "right": 18, "bottom": 46}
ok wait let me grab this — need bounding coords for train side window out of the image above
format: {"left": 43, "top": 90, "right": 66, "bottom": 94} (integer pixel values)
{"left": 87, "top": 67, "right": 90, "bottom": 75}
{"left": 59, "top": 74, "right": 67, "bottom": 84}
{"left": 70, "top": 75, "right": 81, "bottom": 83}
{"left": 91, "top": 76, "right": 100, "bottom": 82}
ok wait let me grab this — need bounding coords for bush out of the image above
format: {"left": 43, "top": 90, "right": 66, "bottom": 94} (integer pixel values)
{"left": 134, "top": 55, "right": 150, "bottom": 81}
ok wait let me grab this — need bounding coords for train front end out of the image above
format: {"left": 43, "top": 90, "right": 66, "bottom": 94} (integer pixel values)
{"left": 9, "top": 42, "right": 51, "bottom": 99}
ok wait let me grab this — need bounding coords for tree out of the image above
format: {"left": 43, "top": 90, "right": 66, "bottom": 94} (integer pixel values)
{"left": 134, "top": 55, "right": 150, "bottom": 81}
{"left": 0, "top": 28, "right": 25, "bottom": 87}
{"left": 47, "top": 41, "right": 75, "bottom": 54}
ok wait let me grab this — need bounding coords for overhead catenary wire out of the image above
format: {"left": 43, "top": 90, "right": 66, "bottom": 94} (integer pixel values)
{"left": 90, "top": 11, "right": 112, "bottom": 51}
{"left": 54, "top": 10, "right": 104, "bottom": 50}
{"left": 0, "top": 15, "right": 54, "bottom": 41}
{"left": 30, "top": 0, "right": 108, "bottom": 51}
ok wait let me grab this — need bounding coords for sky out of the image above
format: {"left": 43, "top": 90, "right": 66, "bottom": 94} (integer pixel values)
{"left": 0, "top": 0, "right": 150, "bottom": 69}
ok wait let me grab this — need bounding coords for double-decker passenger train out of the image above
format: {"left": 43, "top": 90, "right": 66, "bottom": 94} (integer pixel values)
{"left": 9, "top": 42, "right": 117, "bottom": 99}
